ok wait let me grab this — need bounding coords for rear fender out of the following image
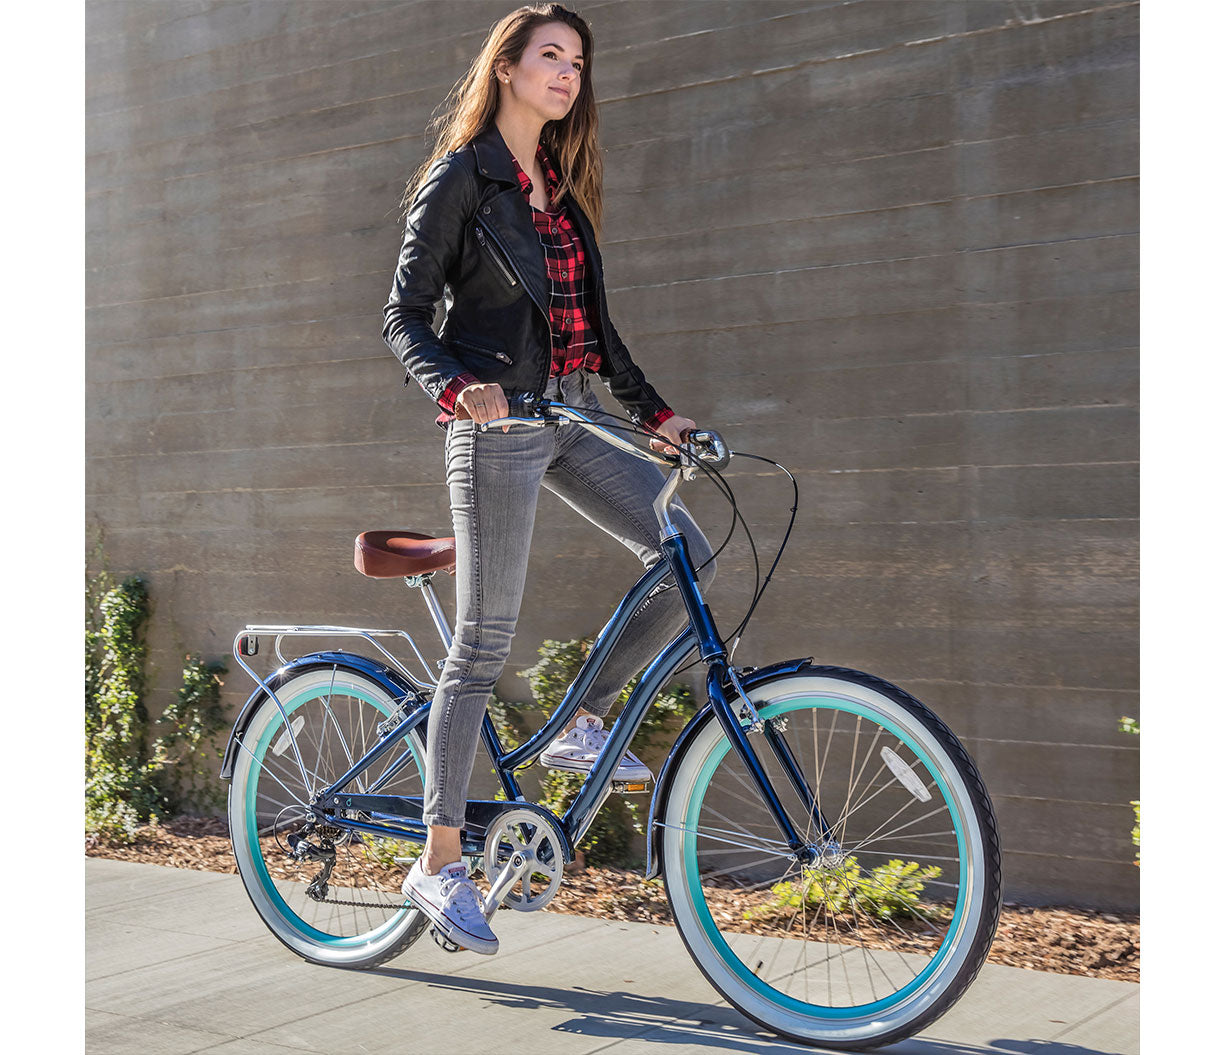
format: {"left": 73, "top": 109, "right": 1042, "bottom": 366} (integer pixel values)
{"left": 219, "top": 651, "right": 423, "bottom": 780}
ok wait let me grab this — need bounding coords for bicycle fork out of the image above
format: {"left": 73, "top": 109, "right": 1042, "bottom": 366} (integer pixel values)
{"left": 663, "top": 530, "right": 835, "bottom": 867}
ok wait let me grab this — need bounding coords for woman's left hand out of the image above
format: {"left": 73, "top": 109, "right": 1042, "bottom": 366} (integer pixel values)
{"left": 649, "top": 414, "right": 698, "bottom": 456}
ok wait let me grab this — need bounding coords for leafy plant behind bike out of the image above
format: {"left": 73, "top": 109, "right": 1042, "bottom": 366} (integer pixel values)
{"left": 86, "top": 569, "right": 230, "bottom": 844}
{"left": 745, "top": 857, "right": 945, "bottom": 923}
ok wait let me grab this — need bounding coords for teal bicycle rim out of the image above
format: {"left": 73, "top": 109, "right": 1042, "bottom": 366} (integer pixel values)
{"left": 681, "top": 693, "right": 970, "bottom": 1019}
{"left": 242, "top": 680, "right": 417, "bottom": 947}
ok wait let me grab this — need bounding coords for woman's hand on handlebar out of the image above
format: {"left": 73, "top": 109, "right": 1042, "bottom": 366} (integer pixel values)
{"left": 649, "top": 414, "right": 698, "bottom": 457}
{"left": 456, "top": 382, "right": 510, "bottom": 433}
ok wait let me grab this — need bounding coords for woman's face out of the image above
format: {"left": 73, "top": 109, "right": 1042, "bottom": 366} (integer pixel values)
{"left": 499, "top": 21, "right": 585, "bottom": 122}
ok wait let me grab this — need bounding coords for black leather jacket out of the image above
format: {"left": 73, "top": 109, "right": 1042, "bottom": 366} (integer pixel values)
{"left": 382, "top": 124, "right": 672, "bottom": 426}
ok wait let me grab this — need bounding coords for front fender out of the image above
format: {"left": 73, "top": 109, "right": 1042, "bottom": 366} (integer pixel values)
{"left": 219, "top": 651, "right": 423, "bottom": 780}
{"left": 644, "top": 656, "right": 813, "bottom": 879}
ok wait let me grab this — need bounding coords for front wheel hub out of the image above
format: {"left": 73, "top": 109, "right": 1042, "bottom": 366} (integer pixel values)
{"left": 796, "top": 840, "right": 845, "bottom": 870}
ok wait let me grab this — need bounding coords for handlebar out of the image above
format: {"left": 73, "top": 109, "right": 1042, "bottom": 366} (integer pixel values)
{"left": 476, "top": 393, "right": 730, "bottom": 474}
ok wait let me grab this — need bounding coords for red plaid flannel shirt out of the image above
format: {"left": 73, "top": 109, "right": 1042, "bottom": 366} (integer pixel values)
{"left": 436, "top": 143, "right": 673, "bottom": 433}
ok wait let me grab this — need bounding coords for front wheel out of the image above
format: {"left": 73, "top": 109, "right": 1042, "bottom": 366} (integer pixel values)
{"left": 227, "top": 663, "right": 431, "bottom": 968}
{"left": 661, "top": 668, "right": 1001, "bottom": 1050}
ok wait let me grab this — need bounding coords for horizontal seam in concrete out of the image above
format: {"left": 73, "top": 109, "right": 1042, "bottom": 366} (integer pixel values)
{"left": 86, "top": 874, "right": 232, "bottom": 910}
{"left": 1001, "top": 849, "right": 1139, "bottom": 865}
{"left": 87, "top": 230, "right": 1138, "bottom": 310}
{"left": 86, "top": 932, "right": 254, "bottom": 985}
{"left": 962, "top": 738, "right": 1139, "bottom": 749}
{"left": 86, "top": 0, "right": 562, "bottom": 120}
{"left": 902, "top": 678, "right": 1138, "bottom": 693}
{"left": 83, "top": 1005, "right": 239, "bottom": 1049}
{"left": 85, "top": 521, "right": 1137, "bottom": 548}
{"left": 193, "top": 1037, "right": 318, "bottom": 1055}
{"left": 822, "top": 460, "right": 1138, "bottom": 473}
{"left": 599, "top": 175, "right": 1142, "bottom": 249}
{"left": 996, "top": 796, "right": 1137, "bottom": 809}
{"left": 90, "top": 225, "right": 1144, "bottom": 316}
{"left": 85, "top": 483, "right": 443, "bottom": 501}
{"left": 83, "top": 58, "right": 1137, "bottom": 196}
{"left": 89, "top": 170, "right": 1140, "bottom": 271}
{"left": 1050, "top": 986, "right": 1138, "bottom": 1039}
{"left": 826, "top": 515, "right": 1136, "bottom": 525}
{"left": 93, "top": 0, "right": 840, "bottom": 126}
{"left": 89, "top": 343, "right": 1142, "bottom": 388}
{"left": 597, "top": 2, "right": 1139, "bottom": 105}
{"left": 81, "top": 6, "right": 1016, "bottom": 147}
{"left": 838, "top": 402, "right": 1136, "bottom": 419}
{"left": 92, "top": 0, "right": 1131, "bottom": 134}
{"left": 85, "top": 3, "right": 420, "bottom": 101}
{"left": 83, "top": 399, "right": 1137, "bottom": 428}
{"left": 612, "top": 113, "right": 1136, "bottom": 194}
{"left": 84, "top": 118, "right": 1138, "bottom": 230}
{"left": 607, "top": 232, "right": 1137, "bottom": 294}
{"left": 84, "top": 429, "right": 1139, "bottom": 463}
{"left": 84, "top": 287, "right": 1137, "bottom": 346}
{"left": 82, "top": 485, "right": 1138, "bottom": 504}
{"left": 611, "top": 288, "right": 1138, "bottom": 338}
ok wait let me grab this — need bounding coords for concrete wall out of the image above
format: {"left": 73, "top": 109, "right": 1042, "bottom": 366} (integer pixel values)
{"left": 85, "top": 0, "right": 1139, "bottom": 908}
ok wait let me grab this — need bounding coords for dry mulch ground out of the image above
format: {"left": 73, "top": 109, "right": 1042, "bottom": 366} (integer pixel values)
{"left": 87, "top": 816, "right": 1138, "bottom": 983}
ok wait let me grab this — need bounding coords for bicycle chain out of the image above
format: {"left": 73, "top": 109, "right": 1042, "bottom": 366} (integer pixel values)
{"left": 314, "top": 893, "right": 404, "bottom": 910}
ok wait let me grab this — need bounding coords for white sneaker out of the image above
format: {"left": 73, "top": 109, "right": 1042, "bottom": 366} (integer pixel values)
{"left": 539, "top": 714, "right": 653, "bottom": 783}
{"left": 401, "top": 859, "right": 499, "bottom": 955}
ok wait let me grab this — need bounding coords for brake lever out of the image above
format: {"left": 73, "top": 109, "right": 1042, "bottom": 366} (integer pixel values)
{"left": 688, "top": 429, "right": 731, "bottom": 470}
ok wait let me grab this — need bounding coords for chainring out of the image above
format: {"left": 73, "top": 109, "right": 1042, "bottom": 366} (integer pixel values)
{"left": 482, "top": 808, "right": 566, "bottom": 912}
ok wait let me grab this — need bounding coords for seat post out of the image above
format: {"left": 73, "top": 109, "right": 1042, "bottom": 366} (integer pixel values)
{"left": 404, "top": 573, "right": 453, "bottom": 651}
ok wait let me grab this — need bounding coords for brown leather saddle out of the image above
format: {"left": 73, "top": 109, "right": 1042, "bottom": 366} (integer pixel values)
{"left": 353, "top": 530, "right": 457, "bottom": 579}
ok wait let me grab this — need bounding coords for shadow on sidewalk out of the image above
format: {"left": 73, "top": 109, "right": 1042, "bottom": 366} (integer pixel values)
{"left": 367, "top": 967, "right": 1126, "bottom": 1055}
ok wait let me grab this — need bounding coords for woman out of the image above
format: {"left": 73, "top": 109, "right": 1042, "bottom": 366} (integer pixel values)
{"left": 382, "top": 3, "right": 715, "bottom": 955}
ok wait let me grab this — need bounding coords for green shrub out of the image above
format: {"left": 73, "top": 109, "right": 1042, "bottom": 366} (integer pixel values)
{"left": 151, "top": 654, "right": 229, "bottom": 814}
{"left": 360, "top": 835, "right": 421, "bottom": 870}
{"left": 85, "top": 569, "right": 229, "bottom": 843}
{"left": 487, "top": 637, "right": 697, "bottom": 867}
{"left": 745, "top": 856, "right": 944, "bottom": 923}
{"left": 86, "top": 573, "right": 158, "bottom": 842}
{"left": 1120, "top": 716, "right": 1140, "bottom": 864}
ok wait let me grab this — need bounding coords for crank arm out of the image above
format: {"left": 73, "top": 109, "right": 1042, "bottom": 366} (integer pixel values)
{"left": 482, "top": 850, "right": 534, "bottom": 919}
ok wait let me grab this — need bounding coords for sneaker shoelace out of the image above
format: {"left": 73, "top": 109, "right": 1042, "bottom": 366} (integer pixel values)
{"left": 572, "top": 724, "right": 609, "bottom": 753}
{"left": 438, "top": 873, "right": 487, "bottom": 925}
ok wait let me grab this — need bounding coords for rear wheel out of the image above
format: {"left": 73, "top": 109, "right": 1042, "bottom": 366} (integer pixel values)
{"left": 227, "top": 664, "right": 431, "bottom": 968}
{"left": 661, "top": 669, "right": 1001, "bottom": 1049}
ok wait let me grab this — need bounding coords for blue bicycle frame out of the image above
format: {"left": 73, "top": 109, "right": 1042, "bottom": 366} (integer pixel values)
{"left": 227, "top": 409, "right": 831, "bottom": 869}
{"left": 287, "top": 534, "right": 827, "bottom": 868}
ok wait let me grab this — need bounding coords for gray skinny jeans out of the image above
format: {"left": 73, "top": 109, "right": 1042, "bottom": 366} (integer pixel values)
{"left": 423, "top": 369, "right": 716, "bottom": 829}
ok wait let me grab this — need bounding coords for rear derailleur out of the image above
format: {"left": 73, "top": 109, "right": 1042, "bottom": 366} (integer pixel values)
{"left": 287, "top": 831, "right": 336, "bottom": 901}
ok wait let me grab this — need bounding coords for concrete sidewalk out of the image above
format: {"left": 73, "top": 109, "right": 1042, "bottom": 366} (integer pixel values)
{"left": 85, "top": 858, "right": 1138, "bottom": 1055}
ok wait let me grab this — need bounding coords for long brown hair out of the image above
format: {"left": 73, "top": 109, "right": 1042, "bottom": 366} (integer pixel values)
{"left": 397, "top": 4, "right": 605, "bottom": 239}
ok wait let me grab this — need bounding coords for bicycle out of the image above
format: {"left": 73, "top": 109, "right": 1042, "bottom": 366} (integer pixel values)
{"left": 221, "top": 396, "right": 1002, "bottom": 1051}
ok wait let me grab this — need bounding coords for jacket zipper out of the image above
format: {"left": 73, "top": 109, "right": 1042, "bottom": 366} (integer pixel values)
{"left": 473, "top": 225, "right": 519, "bottom": 288}
{"left": 474, "top": 221, "right": 553, "bottom": 399}
{"left": 451, "top": 336, "right": 512, "bottom": 364}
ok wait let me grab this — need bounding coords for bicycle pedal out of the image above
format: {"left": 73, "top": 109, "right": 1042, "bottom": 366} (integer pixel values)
{"left": 611, "top": 780, "right": 651, "bottom": 795}
{"left": 429, "top": 926, "right": 465, "bottom": 954}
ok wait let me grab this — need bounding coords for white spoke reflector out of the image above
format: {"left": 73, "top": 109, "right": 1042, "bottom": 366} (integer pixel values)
{"left": 881, "top": 746, "right": 931, "bottom": 802}
{"left": 273, "top": 716, "right": 306, "bottom": 757}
